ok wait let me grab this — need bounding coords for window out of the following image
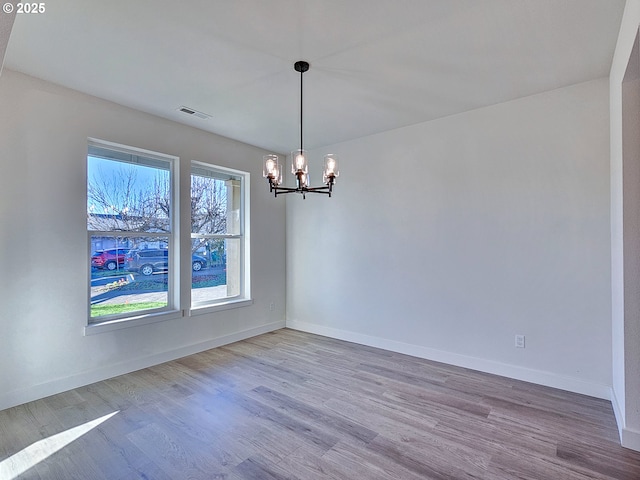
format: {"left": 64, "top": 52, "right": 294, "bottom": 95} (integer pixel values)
{"left": 190, "top": 162, "right": 247, "bottom": 308}
{"left": 87, "top": 140, "right": 250, "bottom": 329}
{"left": 87, "top": 141, "right": 175, "bottom": 323}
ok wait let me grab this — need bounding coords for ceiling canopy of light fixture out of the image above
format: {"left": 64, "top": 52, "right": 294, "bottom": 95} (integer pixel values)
{"left": 263, "top": 61, "right": 339, "bottom": 199}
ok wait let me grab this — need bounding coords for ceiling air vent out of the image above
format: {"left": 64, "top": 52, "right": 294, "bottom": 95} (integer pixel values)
{"left": 177, "top": 106, "right": 211, "bottom": 120}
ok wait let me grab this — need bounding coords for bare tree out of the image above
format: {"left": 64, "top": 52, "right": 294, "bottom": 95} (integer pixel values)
{"left": 87, "top": 164, "right": 171, "bottom": 234}
{"left": 88, "top": 164, "right": 228, "bottom": 258}
{"left": 190, "top": 175, "right": 227, "bottom": 257}
{"left": 191, "top": 175, "right": 227, "bottom": 234}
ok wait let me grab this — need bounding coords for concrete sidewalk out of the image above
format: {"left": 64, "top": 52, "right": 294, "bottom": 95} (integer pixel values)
{"left": 93, "top": 284, "right": 228, "bottom": 305}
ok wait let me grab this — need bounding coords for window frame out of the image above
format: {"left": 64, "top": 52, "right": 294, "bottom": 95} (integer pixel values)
{"left": 84, "top": 139, "right": 252, "bottom": 335}
{"left": 85, "top": 139, "right": 180, "bottom": 335}
{"left": 189, "top": 161, "right": 251, "bottom": 315}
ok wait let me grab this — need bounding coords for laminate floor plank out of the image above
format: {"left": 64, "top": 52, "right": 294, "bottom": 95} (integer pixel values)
{"left": 270, "top": 445, "right": 341, "bottom": 480}
{"left": 487, "top": 450, "right": 615, "bottom": 480}
{"left": 429, "top": 409, "right": 559, "bottom": 459}
{"left": 219, "top": 389, "right": 340, "bottom": 453}
{"left": 323, "top": 395, "right": 440, "bottom": 438}
{"left": 33, "top": 452, "right": 107, "bottom": 480}
{"left": 62, "top": 421, "right": 150, "bottom": 480}
{"left": 248, "top": 385, "right": 378, "bottom": 445}
{"left": 366, "top": 433, "right": 489, "bottom": 480}
{"left": 0, "top": 400, "right": 63, "bottom": 458}
{"left": 320, "top": 439, "right": 434, "bottom": 480}
{"left": 486, "top": 400, "right": 619, "bottom": 449}
{"left": 2, "top": 329, "right": 640, "bottom": 479}
{"left": 126, "top": 421, "right": 219, "bottom": 480}
{"left": 187, "top": 390, "right": 332, "bottom": 465}
{"left": 218, "top": 347, "right": 312, "bottom": 386}
{"left": 299, "top": 364, "right": 391, "bottom": 400}
{"left": 230, "top": 454, "right": 295, "bottom": 480}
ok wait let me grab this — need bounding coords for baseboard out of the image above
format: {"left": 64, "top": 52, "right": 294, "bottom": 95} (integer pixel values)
{"left": 0, "top": 320, "right": 285, "bottom": 412}
{"left": 621, "top": 427, "right": 640, "bottom": 451}
{"left": 610, "top": 386, "right": 640, "bottom": 451}
{"left": 286, "top": 320, "right": 611, "bottom": 400}
{"left": 611, "top": 387, "right": 625, "bottom": 440}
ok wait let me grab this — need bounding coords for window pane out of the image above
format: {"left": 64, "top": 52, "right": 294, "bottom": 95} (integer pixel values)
{"left": 190, "top": 162, "right": 245, "bottom": 307}
{"left": 87, "top": 140, "right": 175, "bottom": 325}
{"left": 191, "top": 238, "right": 240, "bottom": 304}
{"left": 88, "top": 153, "right": 171, "bottom": 233}
{"left": 90, "top": 235, "right": 170, "bottom": 320}
{"left": 191, "top": 171, "right": 240, "bottom": 235}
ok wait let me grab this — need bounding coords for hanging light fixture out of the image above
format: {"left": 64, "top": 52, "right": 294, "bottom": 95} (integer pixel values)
{"left": 263, "top": 61, "right": 339, "bottom": 199}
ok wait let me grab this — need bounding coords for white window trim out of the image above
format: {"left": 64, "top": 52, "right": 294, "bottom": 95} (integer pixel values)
{"left": 189, "top": 161, "right": 251, "bottom": 311}
{"left": 84, "top": 309, "right": 184, "bottom": 336}
{"left": 86, "top": 139, "right": 179, "bottom": 331}
{"left": 189, "top": 298, "right": 254, "bottom": 317}
{"left": 85, "top": 142, "right": 252, "bottom": 335}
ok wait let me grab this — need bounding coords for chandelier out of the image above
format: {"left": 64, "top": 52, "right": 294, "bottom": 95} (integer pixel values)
{"left": 263, "top": 61, "right": 339, "bottom": 199}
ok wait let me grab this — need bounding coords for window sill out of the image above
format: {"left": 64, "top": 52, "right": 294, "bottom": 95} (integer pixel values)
{"left": 84, "top": 298, "right": 253, "bottom": 335}
{"left": 189, "top": 298, "right": 253, "bottom": 317}
{"left": 84, "top": 309, "right": 184, "bottom": 336}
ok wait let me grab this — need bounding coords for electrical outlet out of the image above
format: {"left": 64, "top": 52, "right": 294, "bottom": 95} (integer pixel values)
{"left": 269, "top": 302, "right": 275, "bottom": 312}
{"left": 515, "top": 334, "right": 525, "bottom": 348}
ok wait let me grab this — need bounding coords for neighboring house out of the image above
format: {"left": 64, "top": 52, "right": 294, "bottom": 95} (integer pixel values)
{"left": 87, "top": 213, "right": 168, "bottom": 254}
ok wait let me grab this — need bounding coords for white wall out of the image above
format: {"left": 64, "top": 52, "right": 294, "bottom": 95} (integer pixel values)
{"left": 610, "top": 0, "right": 640, "bottom": 451}
{"left": 287, "top": 78, "right": 612, "bottom": 399}
{"left": 0, "top": 70, "right": 286, "bottom": 411}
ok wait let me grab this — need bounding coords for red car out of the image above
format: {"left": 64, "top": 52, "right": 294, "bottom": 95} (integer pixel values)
{"left": 91, "top": 248, "right": 129, "bottom": 270}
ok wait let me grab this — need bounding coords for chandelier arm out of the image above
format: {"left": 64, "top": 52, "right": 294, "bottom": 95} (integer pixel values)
{"left": 270, "top": 184, "right": 332, "bottom": 198}
{"left": 304, "top": 186, "right": 331, "bottom": 193}
{"left": 274, "top": 189, "right": 299, "bottom": 197}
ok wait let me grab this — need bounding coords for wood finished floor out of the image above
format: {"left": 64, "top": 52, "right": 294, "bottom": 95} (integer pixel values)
{"left": 1, "top": 329, "right": 639, "bottom": 480}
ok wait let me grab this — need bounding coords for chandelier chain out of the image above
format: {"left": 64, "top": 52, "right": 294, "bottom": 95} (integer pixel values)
{"left": 300, "top": 66, "right": 304, "bottom": 153}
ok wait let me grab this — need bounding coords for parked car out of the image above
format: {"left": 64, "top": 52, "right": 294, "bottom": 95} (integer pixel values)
{"left": 125, "top": 249, "right": 208, "bottom": 276}
{"left": 91, "top": 248, "right": 129, "bottom": 270}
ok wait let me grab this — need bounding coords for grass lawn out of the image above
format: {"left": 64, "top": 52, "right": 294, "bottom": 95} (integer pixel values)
{"left": 90, "top": 271, "right": 226, "bottom": 318}
{"left": 91, "top": 301, "right": 167, "bottom": 317}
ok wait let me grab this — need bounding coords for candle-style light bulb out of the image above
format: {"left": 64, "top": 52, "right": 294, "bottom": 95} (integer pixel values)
{"left": 263, "top": 154, "right": 282, "bottom": 185}
{"left": 266, "top": 159, "right": 275, "bottom": 171}
{"left": 326, "top": 158, "right": 335, "bottom": 173}
{"left": 323, "top": 154, "right": 339, "bottom": 184}
{"left": 291, "top": 149, "right": 308, "bottom": 174}
{"left": 263, "top": 154, "right": 279, "bottom": 177}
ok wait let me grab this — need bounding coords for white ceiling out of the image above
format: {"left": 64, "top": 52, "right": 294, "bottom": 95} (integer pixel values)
{"left": 4, "top": 0, "right": 625, "bottom": 154}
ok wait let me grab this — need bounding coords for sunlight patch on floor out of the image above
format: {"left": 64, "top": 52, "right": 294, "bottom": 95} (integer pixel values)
{"left": 0, "top": 411, "right": 119, "bottom": 480}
